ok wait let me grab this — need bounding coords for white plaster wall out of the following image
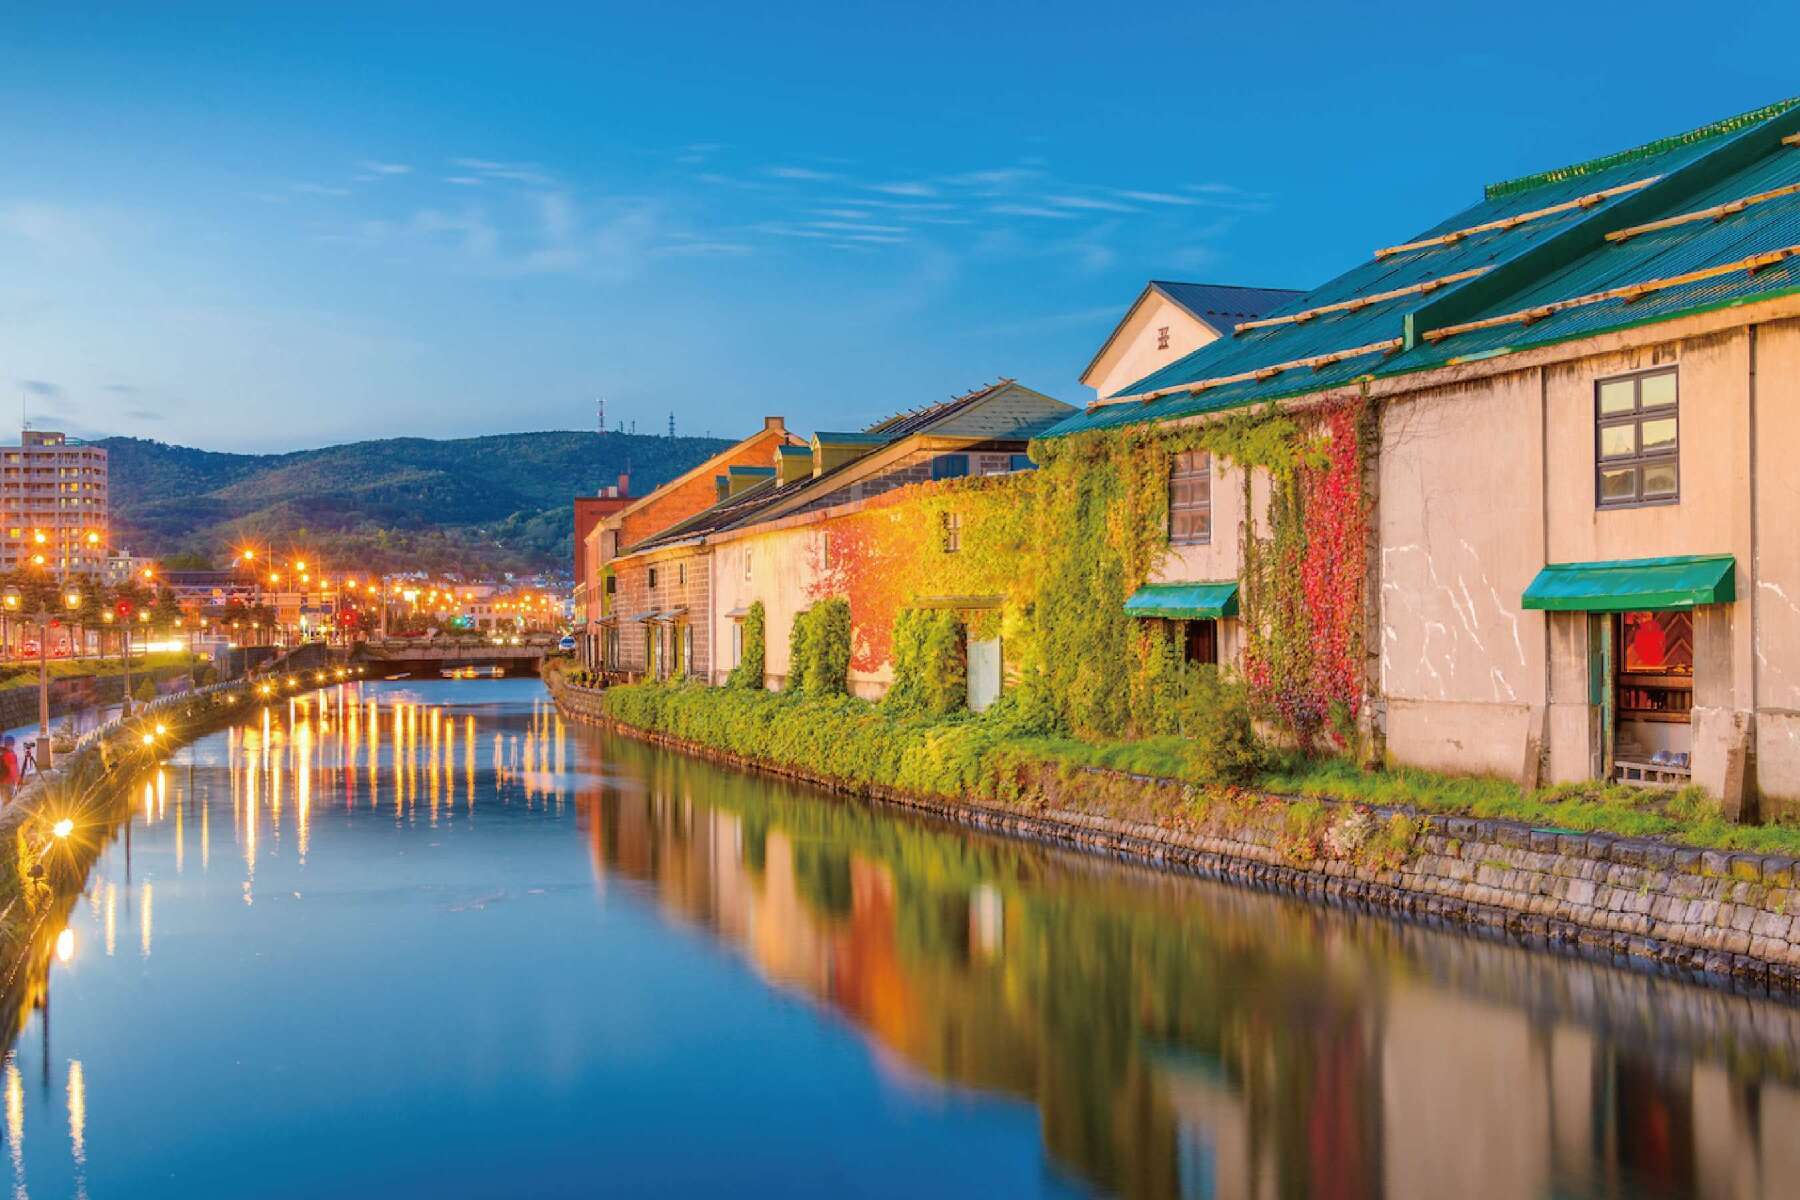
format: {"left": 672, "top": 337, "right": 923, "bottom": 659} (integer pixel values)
{"left": 1378, "top": 371, "right": 1547, "bottom": 778}
{"left": 710, "top": 527, "right": 827, "bottom": 690}
{"left": 1751, "top": 320, "right": 1800, "bottom": 801}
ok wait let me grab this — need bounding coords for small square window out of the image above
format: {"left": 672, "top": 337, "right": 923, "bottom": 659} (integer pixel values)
{"left": 1594, "top": 368, "right": 1679, "bottom": 509}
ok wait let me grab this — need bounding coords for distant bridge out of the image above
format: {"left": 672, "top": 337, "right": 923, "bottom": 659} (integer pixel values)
{"left": 351, "top": 636, "right": 559, "bottom": 675}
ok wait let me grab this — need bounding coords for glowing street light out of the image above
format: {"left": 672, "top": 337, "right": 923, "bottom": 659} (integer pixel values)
{"left": 52, "top": 818, "right": 73, "bottom": 839}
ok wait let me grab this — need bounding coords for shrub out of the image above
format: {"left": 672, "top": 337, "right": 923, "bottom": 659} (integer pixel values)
{"left": 789, "top": 598, "right": 851, "bottom": 697}
{"left": 887, "top": 608, "right": 965, "bottom": 717}
{"left": 135, "top": 678, "right": 158, "bottom": 703}
{"left": 726, "top": 601, "right": 766, "bottom": 690}
{"left": 1173, "top": 666, "right": 1266, "bottom": 786}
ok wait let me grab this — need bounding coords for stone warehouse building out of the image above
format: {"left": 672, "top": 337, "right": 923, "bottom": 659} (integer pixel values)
{"left": 578, "top": 419, "right": 802, "bottom": 671}
{"left": 1052, "top": 97, "right": 1800, "bottom": 816}
{"left": 594, "top": 380, "right": 1072, "bottom": 696}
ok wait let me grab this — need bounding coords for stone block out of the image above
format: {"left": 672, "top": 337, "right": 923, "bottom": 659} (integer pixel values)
{"left": 1729, "top": 854, "right": 1764, "bottom": 883}
{"left": 1763, "top": 857, "right": 1796, "bottom": 888}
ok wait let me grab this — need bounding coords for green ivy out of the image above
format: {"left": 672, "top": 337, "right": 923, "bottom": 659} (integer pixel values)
{"left": 788, "top": 597, "right": 851, "bottom": 696}
{"left": 726, "top": 600, "right": 766, "bottom": 689}
{"left": 887, "top": 608, "right": 966, "bottom": 717}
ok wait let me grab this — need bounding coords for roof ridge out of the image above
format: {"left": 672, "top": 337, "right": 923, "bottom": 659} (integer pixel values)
{"left": 1148, "top": 279, "right": 1302, "bottom": 292}
{"left": 1486, "top": 97, "right": 1800, "bottom": 200}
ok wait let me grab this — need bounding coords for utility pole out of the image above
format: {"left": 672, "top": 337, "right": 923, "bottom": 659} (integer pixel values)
{"left": 668, "top": 412, "right": 675, "bottom": 438}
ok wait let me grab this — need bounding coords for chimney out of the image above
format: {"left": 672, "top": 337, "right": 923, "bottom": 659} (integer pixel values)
{"left": 617, "top": 472, "right": 630, "bottom": 497}
{"left": 775, "top": 444, "right": 811, "bottom": 486}
{"left": 763, "top": 416, "right": 786, "bottom": 432}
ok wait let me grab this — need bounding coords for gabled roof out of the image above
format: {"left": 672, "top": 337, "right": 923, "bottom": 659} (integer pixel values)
{"left": 620, "top": 381, "right": 1074, "bottom": 557}
{"left": 1152, "top": 281, "right": 1305, "bottom": 331}
{"left": 1047, "top": 97, "right": 1800, "bottom": 438}
{"left": 866, "top": 378, "right": 1017, "bottom": 439}
{"left": 1079, "top": 282, "right": 1303, "bottom": 384}
{"left": 606, "top": 418, "right": 802, "bottom": 525}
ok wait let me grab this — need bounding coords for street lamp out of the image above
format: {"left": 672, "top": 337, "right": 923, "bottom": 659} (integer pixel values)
{"left": 1, "top": 587, "right": 17, "bottom": 662}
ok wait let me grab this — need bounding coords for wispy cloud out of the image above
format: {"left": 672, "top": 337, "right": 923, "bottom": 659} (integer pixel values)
{"left": 451, "top": 157, "right": 555, "bottom": 186}
{"left": 21, "top": 379, "right": 64, "bottom": 399}
{"left": 766, "top": 165, "right": 840, "bottom": 182}
{"left": 863, "top": 181, "right": 936, "bottom": 197}
{"left": 293, "top": 183, "right": 351, "bottom": 197}
{"left": 987, "top": 203, "right": 1078, "bottom": 220}
{"left": 1045, "top": 194, "right": 1139, "bottom": 213}
{"left": 361, "top": 160, "right": 413, "bottom": 176}
{"left": 444, "top": 176, "right": 483, "bottom": 187}
{"left": 943, "top": 167, "right": 1042, "bottom": 191}
{"left": 807, "top": 220, "right": 907, "bottom": 234}
{"left": 1113, "top": 189, "right": 1199, "bottom": 206}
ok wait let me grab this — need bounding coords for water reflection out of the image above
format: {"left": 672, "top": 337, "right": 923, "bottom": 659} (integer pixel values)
{"left": 581, "top": 732, "right": 1800, "bottom": 1200}
{"left": 0, "top": 681, "right": 1795, "bottom": 1197}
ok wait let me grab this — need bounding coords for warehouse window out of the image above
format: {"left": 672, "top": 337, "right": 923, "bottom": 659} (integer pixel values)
{"left": 1596, "top": 368, "right": 1678, "bottom": 508}
{"left": 1169, "top": 451, "right": 1211, "bottom": 545}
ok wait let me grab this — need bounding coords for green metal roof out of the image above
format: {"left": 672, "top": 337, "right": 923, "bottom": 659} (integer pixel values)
{"left": 1044, "top": 98, "right": 1800, "bottom": 440}
{"left": 1520, "top": 555, "right": 1736, "bottom": 612}
{"left": 1124, "top": 581, "right": 1240, "bottom": 619}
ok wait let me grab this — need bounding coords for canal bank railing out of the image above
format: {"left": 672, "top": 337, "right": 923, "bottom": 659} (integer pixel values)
{"left": 0, "top": 674, "right": 347, "bottom": 990}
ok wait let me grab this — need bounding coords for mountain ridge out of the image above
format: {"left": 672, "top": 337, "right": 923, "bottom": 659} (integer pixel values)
{"left": 97, "top": 430, "right": 733, "bottom": 575}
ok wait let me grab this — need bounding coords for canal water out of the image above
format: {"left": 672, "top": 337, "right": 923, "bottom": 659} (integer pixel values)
{"left": 1, "top": 679, "right": 1796, "bottom": 1198}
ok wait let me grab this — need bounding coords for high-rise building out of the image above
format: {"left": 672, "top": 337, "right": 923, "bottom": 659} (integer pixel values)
{"left": 0, "top": 430, "right": 109, "bottom": 575}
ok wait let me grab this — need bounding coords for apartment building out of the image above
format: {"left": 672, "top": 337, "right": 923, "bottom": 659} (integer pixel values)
{"left": 0, "top": 429, "right": 109, "bottom": 575}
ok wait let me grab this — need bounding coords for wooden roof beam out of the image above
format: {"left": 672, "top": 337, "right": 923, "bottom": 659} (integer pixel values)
{"left": 1373, "top": 176, "right": 1663, "bottom": 260}
{"left": 1128, "top": 338, "right": 1403, "bottom": 403}
{"left": 1234, "top": 268, "right": 1490, "bottom": 334}
{"left": 1606, "top": 179, "right": 1800, "bottom": 244}
{"left": 1421, "top": 243, "right": 1800, "bottom": 344}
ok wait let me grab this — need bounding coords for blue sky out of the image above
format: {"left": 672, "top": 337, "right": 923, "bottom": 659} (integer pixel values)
{"left": 0, "top": 2, "right": 1791, "bottom": 451}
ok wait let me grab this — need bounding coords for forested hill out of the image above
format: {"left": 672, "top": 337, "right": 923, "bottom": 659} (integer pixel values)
{"left": 98, "top": 431, "right": 732, "bottom": 575}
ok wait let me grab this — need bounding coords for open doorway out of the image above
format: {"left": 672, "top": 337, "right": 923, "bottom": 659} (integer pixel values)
{"left": 1611, "top": 610, "right": 1693, "bottom": 784}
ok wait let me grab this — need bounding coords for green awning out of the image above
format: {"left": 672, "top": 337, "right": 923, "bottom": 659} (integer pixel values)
{"left": 1520, "top": 555, "right": 1736, "bottom": 612}
{"left": 1124, "top": 581, "right": 1239, "bottom": 620}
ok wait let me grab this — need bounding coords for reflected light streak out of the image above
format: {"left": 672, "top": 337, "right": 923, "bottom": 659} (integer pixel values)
{"left": 296, "top": 719, "right": 312, "bottom": 862}
{"left": 65, "top": 1059, "right": 84, "bottom": 1169}
{"left": 54, "top": 929, "right": 72, "bottom": 964}
{"left": 139, "top": 882, "right": 153, "bottom": 959}
{"left": 5, "top": 1055, "right": 23, "bottom": 1195}
{"left": 103, "top": 884, "right": 116, "bottom": 957}
{"left": 465, "top": 715, "right": 476, "bottom": 810}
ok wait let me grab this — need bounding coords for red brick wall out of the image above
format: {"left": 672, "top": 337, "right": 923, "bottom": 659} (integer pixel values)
{"left": 617, "top": 425, "right": 792, "bottom": 552}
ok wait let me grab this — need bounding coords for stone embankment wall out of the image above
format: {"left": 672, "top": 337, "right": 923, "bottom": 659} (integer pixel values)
{"left": 551, "top": 679, "right": 1800, "bottom": 994}
{"left": 0, "top": 665, "right": 195, "bottom": 732}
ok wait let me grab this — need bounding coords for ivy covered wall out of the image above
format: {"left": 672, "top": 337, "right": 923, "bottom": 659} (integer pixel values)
{"left": 784, "top": 399, "right": 1370, "bottom": 744}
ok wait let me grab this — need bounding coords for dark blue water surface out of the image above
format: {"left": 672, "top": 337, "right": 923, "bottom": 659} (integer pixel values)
{"left": 3, "top": 679, "right": 1799, "bottom": 1199}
